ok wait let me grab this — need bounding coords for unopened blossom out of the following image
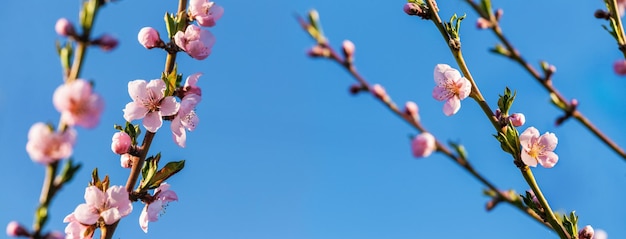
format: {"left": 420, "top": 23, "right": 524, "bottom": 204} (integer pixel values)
{"left": 6, "top": 221, "right": 28, "bottom": 237}
{"left": 63, "top": 214, "right": 92, "bottom": 239}
{"left": 55, "top": 18, "right": 75, "bottom": 37}
{"left": 137, "top": 27, "right": 162, "bottom": 49}
{"left": 579, "top": 225, "right": 594, "bottom": 239}
{"left": 93, "top": 34, "right": 118, "bottom": 51}
{"left": 188, "top": 0, "right": 224, "bottom": 27}
{"left": 139, "top": 183, "right": 178, "bottom": 233}
{"left": 171, "top": 94, "right": 200, "bottom": 147}
{"left": 123, "top": 79, "right": 179, "bottom": 132}
{"left": 342, "top": 40, "right": 355, "bottom": 60}
{"left": 174, "top": 25, "right": 216, "bottom": 60}
{"left": 519, "top": 127, "right": 558, "bottom": 168}
{"left": 120, "top": 153, "right": 132, "bottom": 168}
{"left": 26, "top": 123, "right": 77, "bottom": 164}
{"left": 614, "top": 59, "right": 626, "bottom": 76}
{"left": 111, "top": 131, "right": 131, "bottom": 154}
{"left": 432, "top": 64, "right": 471, "bottom": 116}
{"left": 476, "top": 17, "right": 491, "bottom": 29}
{"left": 53, "top": 79, "right": 104, "bottom": 128}
{"left": 509, "top": 113, "right": 525, "bottom": 127}
{"left": 594, "top": 229, "right": 608, "bottom": 239}
{"left": 371, "top": 84, "right": 389, "bottom": 101}
{"left": 71, "top": 186, "right": 132, "bottom": 226}
{"left": 619, "top": 0, "right": 626, "bottom": 16}
{"left": 411, "top": 132, "right": 436, "bottom": 158}
{"left": 182, "top": 73, "right": 203, "bottom": 97}
{"left": 404, "top": 101, "right": 419, "bottom": 121}
{"left": 403, "top": 3, "right": 421, "bottom": 16}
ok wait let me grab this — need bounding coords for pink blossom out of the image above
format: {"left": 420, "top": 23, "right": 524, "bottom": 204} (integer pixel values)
{"left": 342, "top": 40, "right": 355, "bottom": 58}
{"left": 120, "top": 154, "right": 133, "bottom": 168}
{"left": 137, "top": 27, "right": 162, "bottom": 49}
{"left": 123, "top": 79, "right": 179, "bottom": 133}
{"left": 614, "top": 59, "right": 626, "bottom": 75}
{"left": 520, "top": 127, "right": 558, "bottom": 168}
{"left": 53, "top": 79, "right": 104, "bottom": 128}
{"left": 476, "top": 17, "right": 491, "bottom": 29}
{"left": 188, "top": 0, "right": 224, "bottom": 27}
{"left": 371, "top": 84, "right": 388, "bottom": 101}
{"left": 6, "top": 221, "right": 28, "bottom": 237}
{"left": 182, "top": 73, "right": 203, "bottom": 97}
{"left": 26, "top": 123, "right": 77, "bottom": 164}
{"left": 619, "top": 0, "right": 626, "bottom": 16}
{"left": 93, "top": 34, "right": 118, "bottom": 51}
{"left": 71, "top": 186, "right": 132, "bottom": 226}
{"left": 171, "top": 94, "right": 200, "bottom": 147}
{"left": 411, "top": 132, "right": 436, "bottom": 158}
{"left": 55, "top": 18, "right": 75, "bottom": 37}
{"left": 509, "top": 113, "right": 525, "bottom": 127}
{"left": 63, "top": 214, "right": 92, "bottom": 239}
{"left": 139, "top": 183, "right": 178, "bottom": 233}
{"left": 432, "top": 64, "right": 471, "bottom": 116}
{"left": 111, "top": 132, "right": 131, "bottom": 154}
{"left": 174, "top": 25, "right": 216, "bottom": 60}
{"left": 594, "top": 229, "right": 608, "bottom": 239}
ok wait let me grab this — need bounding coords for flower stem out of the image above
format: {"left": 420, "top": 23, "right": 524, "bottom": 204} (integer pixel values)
{"left": 32, "top": 162, "right": 59, "bottom": 238}
{"left": 520, "top": 166, "right": 570, "bottom": 239}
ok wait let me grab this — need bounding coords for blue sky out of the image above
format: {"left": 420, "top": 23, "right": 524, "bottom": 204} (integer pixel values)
{"left": 2, "top": 0, "right": 626, "bottom": 238}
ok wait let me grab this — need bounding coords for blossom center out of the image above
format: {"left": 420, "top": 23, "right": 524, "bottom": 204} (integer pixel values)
{"left": 527, "top": 143, "right": 544, "bottom": 159}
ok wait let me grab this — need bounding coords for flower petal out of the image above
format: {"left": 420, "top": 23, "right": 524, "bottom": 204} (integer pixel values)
{"left": 457, "top": 77, "right": 472, "bottom": 99}
{"left": 84, "top": 186, "right": 105, "bottom": 207}
{"left": 128, "top": 80, "right": 148, "bottom": 103}
{"left": 539, "top": 132, "right": 558, "bottom": 152}
{"left": 146, "top": 79, "right": 166, "bottom": 100}
{"left": 106, "top": 186, "right": 132, "bottom": 217}
{"left": 160, "top": 96, "right": 180, "bottom": 116}
{"left": 143, "top": 111, "right": 163, "bottom": 133}
{"left": 432, "top": 86, "right": 452, "bottom": 101}
{"left": 73, "top": 204, "right": 99, "bottom": 225}
{"left": 123, "top": 102, "right": 149, "bottom": 122}
{"left": 100, "top": 208, "right": 122, "bottom": 225}
{"left": 171, "top": 116, "right": 186, "bottom": 148}
{"left": 139, "top": 205, "right": 150, "bottom": 233}
{"left": 442, "top": 97, "right": 461, "bottom": 116}
{"left": 434, "top": 64, "right": 452, "bottom": 84}
{"left": 519, "top": 127, "right": 539, "bottom": 149}
{"left": 538, "top": 151, "right": 558, "bottom": 168}
{"left": 521, "top": 151, "right": 538, "bottom": 167}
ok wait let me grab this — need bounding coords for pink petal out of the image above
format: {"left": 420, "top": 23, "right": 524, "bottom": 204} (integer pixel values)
{"left": 182, "top": 111, "right": 199, "bottom": 131}
{"left": 171, "top": 116, "right": 186, "bottom": 148}
{"left": 146, "top": 200, "right": 163, "bottom": 221}
{"left": 160, "top": 96, "right": 180, "bottom": 116}
{"left": 174, "top": 31, "right": 187, "bottom": 51}
{"left": 520, "top": 151, "right": 538, "bottom": 167}
{"left": 539, "top": 132, "right": 558, "bottom": 151}
{"left": 538, "top": 151, "right": 558, "bottom": 168}
{"left": 143, "top": 111, "right": 163, "bottom": 132}
{"left": 433, "top": 64, "right": 452, "bottom": 84}
{"left": 456, "top": 77, "right": 472, "bottom": 99}
{"left": 432, "top": 86, "right": 452, "bottom": 101}
{"left": 443, "top": 69, "right": 462, "bottom": 83}
{"left": 84, "top": 186, "right": 105, "bottom": 207}
{"left": 123, "top": 102, "right": 149, "bottom": 122}
{"left": 187, "top": 40, "right": 211, "bottom": 60}
{"left": 442, "top": 97, "right": 461, "bottom": 116}
{"left": 106, "top": 186, "right": 132, "bottom": 217}
{"left": 146, "top": 79, "right": 166, "bottom": 100}
{"left": 184, "top": 73, "right": 203, "bottom": 88}
{"left": 139, "top": 205, "right": 150, "bottom": 233}
{"left": 128, "top": 80, "right": 148, "bottom": 103}
{"left": 100, "top": 208, "right": 122, "bottom": 225}
{"left": 73, "top": 204, "right": 99, "bottom": 225}
{"left": 519, "top": 127, "right": 539, "bottom": 149}
{"left": 210, "top": 5, "right": 224, "bottom": 22}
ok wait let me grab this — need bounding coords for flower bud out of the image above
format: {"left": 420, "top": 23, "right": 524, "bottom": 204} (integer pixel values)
{"left": 370, "top": 84, "right": 389, "bottom": 101}
{"left": 6, "top": 221, "right": 29, "bottom": 237}
{"left": 308, "top": 45, "right": 330, "bottom": 58}
{"left": 111, "top": 132, "right": 131, "bottom": 155}
{"left": 578, "top": 225, "right": 594, "bottom": 239}
{"left": 342, "top": 40, "right": 355, "bottom": 61}
{"left": 494, "top": 8, "right": 504, "bottom": 21}
{"left": 94, "top": 34, "right": 119, "bottom": 52}
{"left": 614, "top": 60, "right": 626, "bottom": 75}
{"left": 55, "top": 18, "right": 75, "bottom": 37}
{"left": 137, "top": 27, "right": 162, "bottom": 49}
{"left": 403, "top": 3, "right": 422, "bottom": 16}
{"left": 120, "top": 154, "right": 133, "bottom": 168}
{"left": 411, "top": 132, "right": 436, "bottom": 158}
{"left": 476, "top": 17, "right": 491, "bottom": 29}
{"left": 404, "top": 101, "right": 419, "bottom": 121}
{"left": 509, "top": 113, "right": 525, "bottom": 127}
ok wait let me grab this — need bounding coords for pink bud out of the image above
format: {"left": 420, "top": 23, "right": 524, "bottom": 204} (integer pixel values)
{"left": 120, "top": 154, "right": 133, "bottom": 168}
{"left": 94, "top": 34, "right": 119, "bottom": 52}
{"left": 578, "top": 225, "right": 594, "bottom": 239}
{"left": 6, "top": 221, "right": 28, "bottom": 237}
{"left": 509, "top": 113, "right": 525, "bottom": 127}
{"left": 371, "top": 84, "right": 388, "bottom": 101}
{"left": 342, "top": 40, "right": 355, "bottom": 59}
{"left": 403, "top": 3, "right": 422, "bottom": 16}
{"left": 404, "top": 101, "right": 419, "bottom": 120}
{"left": 308, "top": 45, "right": 329, "bottom": 57}
{"left": 411, "top": 132, "right": 436, "bottom": 158}
{"left": 55, "top": 18, "right": 75, "bottom": 37}
{"left": 111, "top": 132, "right": 131, "bottom": 155}
{"left": 476, "top": 17, "right": 491, "bottom": 29}
{"left": 614, "top": 60, "right": 626, "bottom": 75}
{"left": 137, "top": 27, "right": 162, "bottom": 49}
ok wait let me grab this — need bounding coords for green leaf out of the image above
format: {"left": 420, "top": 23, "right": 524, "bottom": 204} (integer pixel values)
{"left": 90, "top": 168, "right": 101, "bottom": 187}
{"left": 164, "top": 12, "right": 178, "bottom": 39}
{"left": 56, "top": 158, "right": 82, "bottom": 185}
{"left": 146, "top": 160, "right": 185, "bottom": 190}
